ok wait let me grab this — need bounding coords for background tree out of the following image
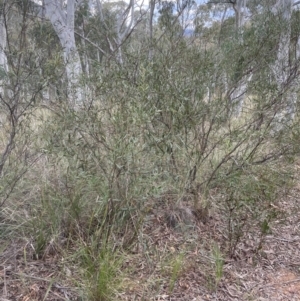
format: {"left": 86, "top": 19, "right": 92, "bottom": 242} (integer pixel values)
{"left": 43, "top": 0, "right": 83, "bottom": 105}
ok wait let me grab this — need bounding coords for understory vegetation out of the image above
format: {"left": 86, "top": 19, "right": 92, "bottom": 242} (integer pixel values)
{"left": 1, "top": 0, "right": 300, "bottom": 300}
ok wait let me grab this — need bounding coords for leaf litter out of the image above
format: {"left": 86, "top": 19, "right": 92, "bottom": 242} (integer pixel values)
{"left": 1, "top": 187, "right": 300, "bottom": 300}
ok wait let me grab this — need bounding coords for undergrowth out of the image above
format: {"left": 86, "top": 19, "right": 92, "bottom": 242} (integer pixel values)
{"left": 0, "top": 14, "right": 299, "bottom": 299}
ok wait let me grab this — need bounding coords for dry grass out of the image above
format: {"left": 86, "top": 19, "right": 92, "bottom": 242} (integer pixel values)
{"left": 1, "top": 173, "right": 300, "bottom": 300}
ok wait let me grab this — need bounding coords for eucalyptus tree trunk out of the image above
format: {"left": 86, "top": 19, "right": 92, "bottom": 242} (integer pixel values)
{"left": 232, "top": 0, "right": 246, "bottom": 29}
{"left": 96, "top": 0, "right": 135, "bottom": 65}
{"left": 272, "top": 0, "right": 295, "bottom": 127}
{"left": 44, "top": 0, "right": 83, "bottom": 106}
{"left": 148, "top": 0, "right": 156, "bottom": 60}
{"left": 0, "top": 11, "right": 8, "bottom": 96}
{"left": 229, "top": 0, "right": 248, "bottom": 116}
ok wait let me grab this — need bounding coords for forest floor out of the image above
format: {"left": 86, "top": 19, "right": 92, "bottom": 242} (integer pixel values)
{"left": 1, "top": 183, "right": 300, "bottom": 300}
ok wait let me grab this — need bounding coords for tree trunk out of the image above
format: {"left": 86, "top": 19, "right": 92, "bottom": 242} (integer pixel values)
{"left": 44, "top": 0, "right": 83, "bottom": 106}
{"left": 229, "top": 0, "right": 248, "bottom": 116}
{"left": 0, "top": 12, "right": 8, "bottom": 96}
{"left": 148, "top": 0, "right": 156, "bottom": 60}
{"left": 272, "top": 0, "right": 295, "bottom": 128}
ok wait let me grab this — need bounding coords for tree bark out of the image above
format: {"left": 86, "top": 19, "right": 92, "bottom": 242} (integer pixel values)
{"left": 148, "top": 0, "right": 156, "bottom": 60}
{"left": 230, "top": 0, "right": 248, "bottom": 116}
{"left": 272, "top": 0, "right": 295, "bottom": 127}
{"left": 44, "top": 0, "right": 83, "bottom": 106}
{"left": 0, "top": 7, "right": 9, "bottom": 98}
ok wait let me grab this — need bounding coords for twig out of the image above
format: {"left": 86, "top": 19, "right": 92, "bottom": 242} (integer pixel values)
{"left": 261, "top": 278, "right": 300, "bottom": 289}
{"left": 3, "top": 266, "right": 7, "bottom": 297}
{"left": 13, "top": 272, "right": 75, "bottom": 291}
{"left": 13, "top": 272, "right": 53, "bottom": 282}
{"left": 272, "top": 237, "right": 300, "bottom": 243}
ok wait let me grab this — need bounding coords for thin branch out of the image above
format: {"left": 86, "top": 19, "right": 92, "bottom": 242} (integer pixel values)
{"left": 74, "top": 30, "right": 107, "bottom": 56}
{"left": 120, "top": 0, "right": 135, "bottom": 40}
{"left": 207, "top": 0, "right": 236, "bottom": 4}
